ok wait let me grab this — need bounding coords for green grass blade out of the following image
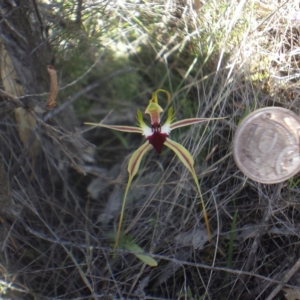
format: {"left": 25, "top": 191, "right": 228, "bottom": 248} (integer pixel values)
{"left": 227, "top": 209, "right": 238, "bottom": 270}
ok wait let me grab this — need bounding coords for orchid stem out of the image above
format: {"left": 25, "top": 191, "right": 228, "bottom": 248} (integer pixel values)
{"left": 191, "top": 170, "right": 211, "bottom": 241}
{"left": 114, "top": 176, "right": 133, "bottom": 250}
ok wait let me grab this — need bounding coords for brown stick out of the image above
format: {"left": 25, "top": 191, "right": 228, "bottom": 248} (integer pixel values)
{"left": 266, "top": 257, "right": 300, "bottom": 300}
{"left": 46, "top": 65, "right": 58, "bottom": 110}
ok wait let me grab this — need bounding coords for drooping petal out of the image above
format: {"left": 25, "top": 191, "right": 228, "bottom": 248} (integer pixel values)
{"left": 170, "top": 118, "right": 210, "bottom": 130}
{"left": 84, "top": 122, "right": 143, "bottom": 134}
{"left": 127, "top": 141, "right": 152, "bottom": 178}
{"left": 114, "top": 141, "right": 152, "bottom": 249}
{"left": 164, "top": 138, "right": 211, "bottom": 241}
{"left": 164, "top": 138, "right": 194, "bottom": 171}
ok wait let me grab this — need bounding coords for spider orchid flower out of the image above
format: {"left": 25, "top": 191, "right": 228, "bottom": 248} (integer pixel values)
{"left": 85, "top": 89, "right": 214, "bottom": 250}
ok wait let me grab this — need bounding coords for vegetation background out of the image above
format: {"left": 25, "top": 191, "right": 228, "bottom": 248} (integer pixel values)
{"left": 0, "top": 0, "right": 300, "bottom": 299}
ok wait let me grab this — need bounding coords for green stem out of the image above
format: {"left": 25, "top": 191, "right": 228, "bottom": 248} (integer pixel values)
{"left": 114, "top": 176, "right": 133, "bottom": 250}
{"left": 191, "top": 170, "right": 211, "bottom": 241}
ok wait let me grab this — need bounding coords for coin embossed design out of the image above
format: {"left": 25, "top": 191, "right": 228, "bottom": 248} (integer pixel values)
{"left": 233, "top": 107, "right": 300, "bottom": 184}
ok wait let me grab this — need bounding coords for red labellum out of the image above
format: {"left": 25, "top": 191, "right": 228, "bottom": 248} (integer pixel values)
{"left": 146, "top": 125, "right": 168, "bottom": 154}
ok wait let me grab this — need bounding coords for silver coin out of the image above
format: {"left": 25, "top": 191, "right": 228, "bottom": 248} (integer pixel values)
{"left": 233, "top": 107, "right": 300, "bottom": 184}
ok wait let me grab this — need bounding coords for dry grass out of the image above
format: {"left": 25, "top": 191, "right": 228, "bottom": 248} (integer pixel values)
{"left": 1, "top": 0, "right": 300, "bottom": 299}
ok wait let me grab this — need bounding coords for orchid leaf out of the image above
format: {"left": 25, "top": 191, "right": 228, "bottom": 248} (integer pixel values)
{"left": 122, "top": 235, "right": 157, "bottom": 267}
{"left": 84, "top": 122, "right": 143, "bottom": 134}
{"left": 164, "top": 138, "right": 211, "bottom": 241}
{"left": 114, "top": 141, "right": 152, "bottom": 249}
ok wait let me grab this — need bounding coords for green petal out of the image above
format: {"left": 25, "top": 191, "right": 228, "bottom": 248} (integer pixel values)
{"left": 136, "top": 109, "right": 145, "bottom": 126}
{"left": 164, "top": 138, "right": 211, "bottom": 241}
{"left": 114, "top": 141, "right": 152, "bottom": 249}
{"left": 84, "top": 122, "right": 143, "bottom": 134}
{"left": 164, "top": 107, "right": 176, "bottom": 126}
{"left": 135, "top": 110, "right": 152, "bottom": 136}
